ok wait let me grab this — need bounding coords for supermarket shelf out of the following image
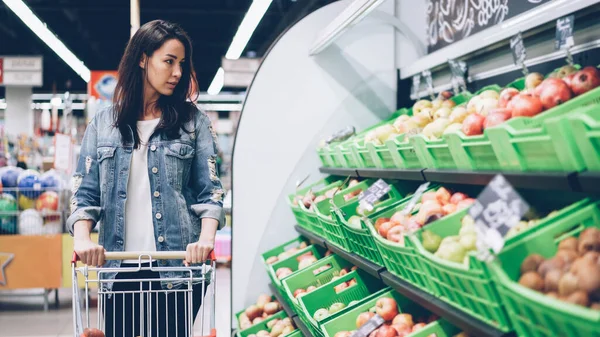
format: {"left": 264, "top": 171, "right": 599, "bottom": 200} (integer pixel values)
{"left": 577, "top": 172, "right": 600, "bottom": 193}
{"left": 380, "top": 272, "right": 516, "bottom": 337}
{"left": 293, "top": 226, "right": 517, "bottom": 337}
{"left": 318, "top": 167, "right": 360, "bottom": 177}
{"left": 268, "top": 283, "right": 314, "bottom": 337}
{"left": 296, "top": 226, "right": 327, "bottom": 249}
{"left": 320, "top": 167, "right": 584, "bottom": 191}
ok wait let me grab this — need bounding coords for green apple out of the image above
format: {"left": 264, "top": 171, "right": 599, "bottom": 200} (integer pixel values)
{"left": 313, "top": 308, "right": 330, "bottom": 321}
{"left": 328, "top": 302, "right": 346, "bottom": 314}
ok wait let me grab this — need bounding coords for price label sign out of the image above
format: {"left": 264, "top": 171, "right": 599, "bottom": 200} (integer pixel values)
{"left": 401, "top": 182, "right": 430, "bottom": 215}
{"left": 468, "top": 175, "right": 530, "bottom": 254}
{"left": 555, "top": 15, "right": 575, "bottom": 51}
{"left": 510, "top": 33, "right": 528, "bottom": 75}
{"left": 326, "top": 126, "right": 356, "bottom": 145}
{"left": 422, "top": 70, "right": 435, "bottom": 100}
{"left": 350, "top": 314, "right": 385, "bottom": 337}
{"left": 448, "top": 59, "right": 468, "bottom": 93}
{"left": 358, "top": 179, "right": 391, "bottom": 212}
{"left": 411, "top": 74, "right": 421, "bottom": 98}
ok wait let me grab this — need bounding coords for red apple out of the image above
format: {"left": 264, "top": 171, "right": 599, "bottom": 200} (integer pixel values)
{"left": 571, "top": 66, "right": 600, "bottom": 96}
{"left": 392, "top": 314, "right": 414, "bottom": 328}
{"left": 264, "top": 301, "right": 280, "bottom": 314}
{"left": 498, "top": 88, "right": 520, "bottom": 108}
{"left": 298, "top": 256, "right": 318, "bottom": 269}
{"left": 334, "top": 332, "right": 352, "bottom": 337}
{"left": 462, "top": 113, "right": 485, "bottom": 136}
{"left": 325, "top": 250, "right": 333, "bottom": 256}
{"left": 374, "top": 217, "right": 390, "bottom": 232}
{"left": 421, "top": 191, "right": 437, "bottom": 203}
{"left": 411, "top": 323, "right": 427, "bottom": 332}
{"left": 376, "top": 297, "right": 399, "bottom": 321}
{"left": 379, "top": 221, "right": 399, "bottom": 238}
{"left": 256, "top": 294, "right": 271, "bottom": 307}
{"left": 351, "top": 266, "right": 358, "bottom": 271}
{"left": 348, "top": 279, "right": 358, "bottom": 287}
{"left": 539, "top": 78, "right": 572, "bottom": 109}
{"left": 386, "top": 226, "right": 405, "bottom": 244}
{"left": 339, "top": 269, "right": 348, "bottom": 276}
{"left": 450, "top": 192, "right": 468, "bottom": 205}
{"left": 456, "top": 198, "right": 476, "bottom": 210}
{"left": 334, "top": 283, "right": 349, "bottom": 293}
{"left": 376, "top": 325, "right": 398, "bottom": 337}
{"left": 266, "top": 256, "right": 279, "bottom": 265}
{"left": 442, "top": 203, "right": 457, "bottom": 215}
{"left": 253, "top": 317, "right": 264, "bottom": 325}
{"left": 435, "top": 187, "right": 452, "bottom": 205}
{"left": 510, "top": 94, "right": 543, "bottom": 118}
{"left": 525, "top": 72, "right": 545, "bottom": 90}
{"left": 563, "top": 73, "right": 576, "bottom": 88}
{"left": 307, "top": 285, "right": 317, "bottom": 292}
{"left": 293, "top": 289, "right": 306, "bottom": 298}
{"left": 392, "top": 324, "right": 412, "bottom": 337}
{"left": 296, "top": 252, "right": 314, "bottom": 262}
{"left": 368, "top": 330, "right": 379, "bottom": 337}
{"left": 356, "top": 312, "right": 376, "bottom": 328}
{"left": 483, "top": 109, "right": 512, "bottom": 129}
{"left": 245, "top": 304, "right": 263, "bottom": 321}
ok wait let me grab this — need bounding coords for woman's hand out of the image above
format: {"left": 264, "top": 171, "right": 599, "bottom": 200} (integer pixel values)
{"left": 74, "top": 238, "right": 106, "bottom": 266}
{"left": 185, "top": 239, "right": 214, "bottom": 265}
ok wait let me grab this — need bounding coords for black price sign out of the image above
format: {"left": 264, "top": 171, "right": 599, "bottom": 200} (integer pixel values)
{"left": 469, "top": 175, "right": 530, "bottom": 254}
{"left": 401, "top": 182, "right": 430, "bottom": 216}
{"left": 510, "top": 33, "right": 528, "bottom": 75}
{"left": 350, "top": 314, "right": 385, "bottom": 337}
{"left": 326, "top": 126, "right": 356, "bottom": 145}
{"left": 411, "top": 74, "right": 421, "bottom": 98}
{"left": 422, "top": 70, "right": 435, "bottom": 100}
{"left": 448, "top": 59, "right": 468, "bottom": 93}
{"left": 358, "top": 179, "right": 391, "bottom": 212}
{"left": 555, "top": 15, "right": 575, "bottom": 51}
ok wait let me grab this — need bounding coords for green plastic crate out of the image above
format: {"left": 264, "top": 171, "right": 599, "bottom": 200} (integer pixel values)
{"left": 287, "top": 177, "right": 341, "bottom": 230}
{"left": 318, "top": 146, "right": 336, "bottom": 168}
{"left": 262, "top": 237, "right": 309, "bottom": 268}
{"left": 408, "top": 93, "right": 473, "bottom": 169}
{"left": 297, "top": 269, "right": 385, "bottom": 337}
{"left": 335, "top": 181, "right": 423, "bottom": 265}
{"left": 410, "top": 194, "right": 592, "bottom": 332}
{"left": 568, "top": 105, "right": 600, "bottom": 171}
{"left": 320, "top": 288, "right": 461, "bottom": 337}
{"left": 235, "top": 296, "right": 277, "bottom": 325}
{"left": 297, "top": 180, "right": 346, "bottom": 237}
{"left": 236, "top": 311, "right": 289, "bottom": 337}
{"left": 366, "top": 108, "right": 412, "bottom": 169}
{"left": 268, "top": 245, "right": 327, "bottom": 296}
{"left": 282, "top": 255, "right": 354, "bottom": 312}
{"left": 490, "top": 201, "right": 600, "bottom": 337}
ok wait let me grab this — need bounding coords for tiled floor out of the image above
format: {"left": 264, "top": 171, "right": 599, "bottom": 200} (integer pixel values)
{"left": 0, "top": 266, "right": 231, "bottom": 337}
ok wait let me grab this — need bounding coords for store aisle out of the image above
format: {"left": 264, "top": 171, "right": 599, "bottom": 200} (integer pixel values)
{"left": 0, "top": 266, "right": 231, "bottom": 337}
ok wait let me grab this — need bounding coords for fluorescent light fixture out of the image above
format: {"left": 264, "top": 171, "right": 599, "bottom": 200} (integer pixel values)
{"left": 309, "top": 0, "right": 386, "bottom": 55}
{"left": 3, "top": 0, "right": 91, "bottom": 82}
{"left": 225, "top": 0, "right": 273, "bottom": 60}
{"left": 207, "top": 67, "right": 225, "bottom": 95}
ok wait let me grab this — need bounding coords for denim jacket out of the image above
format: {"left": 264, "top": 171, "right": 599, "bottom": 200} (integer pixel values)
{"left": 67, "top": 106, "right": 225, "bottom": 290}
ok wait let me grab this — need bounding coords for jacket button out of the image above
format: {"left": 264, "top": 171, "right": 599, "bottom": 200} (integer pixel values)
{"left": 154, "top": 191, "right": 160, "bottom": 198}
{"left": 158, "top": 235, "right": 164, "bottom": 243}
{"left": 155, "top": 212, "right": 162, "bottom": 219}
{"left": 150, "top": 145, "right": 157, "bottom": 151}
{"left": 152, "top": 167, "right": 158, "bottom": 174}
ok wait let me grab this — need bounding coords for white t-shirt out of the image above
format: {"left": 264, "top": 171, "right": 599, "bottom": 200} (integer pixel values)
{"left": 124, "top": 118, "right": 160, "bottom": 262}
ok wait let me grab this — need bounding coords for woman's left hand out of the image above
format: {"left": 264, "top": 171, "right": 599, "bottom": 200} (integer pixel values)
{"left": 185, "top": 239, "right": 214, "bottom": 266}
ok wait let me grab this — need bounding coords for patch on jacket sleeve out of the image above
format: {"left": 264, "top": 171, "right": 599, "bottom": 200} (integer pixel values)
{"left": 71, "top": 174, "right": 83, "bottom": 194}
{"left": 207, "top": 155, "right": 219, "bottom": 182}
{"left": 85, "top": 156, "right": 93, "bottom": 174}
{"left": 210, "top": 188, "right": 225, "bottom": 203}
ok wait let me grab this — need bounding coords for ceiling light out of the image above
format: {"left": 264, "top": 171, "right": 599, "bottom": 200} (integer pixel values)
{"left": 207, "top": 67, "right": 225, "bottom": 95}
{"left": 225, "top": 0, "right": 273, "bottom": 60}
{"left": 3, "top": 0, "right": 91, "bottom": 82}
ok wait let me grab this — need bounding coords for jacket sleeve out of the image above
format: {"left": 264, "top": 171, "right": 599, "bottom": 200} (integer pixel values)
{"left": 66, "top": 117, "right": 102, "bottom": 235}
{"left": 189, "top": 111, "right": 226, "bottom": 230}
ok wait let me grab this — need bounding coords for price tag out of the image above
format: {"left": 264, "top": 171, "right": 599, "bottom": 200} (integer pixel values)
{"left": 411, "top": 74, "right": 421, "bottom": 99}
{"left": 469, "top": 175, "right": 530, "bottom": 254}
{"left": 422, "top": 70, "right": 435, "bottom": 100}
{"left": 448, "top": 59, "right": 468, "bottom": 93}
{"left": 510, "top": 33, "right": 528, "bottom": 75}
{"left": 555, "top": 15, "right": 575, "bottom": 50}
{"left": 401, "top": 182, "right": 430, "bottom": 215}
{"left": 326, "top": 126, "right": 356, "bottom": 145}
{"left": 358, "top": 179, "right": 391, "bottom": 212}
{"left": 350, "top": 314, "right": 385, "bottom": 337}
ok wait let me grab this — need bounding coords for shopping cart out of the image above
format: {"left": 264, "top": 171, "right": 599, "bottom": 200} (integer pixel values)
{"left": 71, "top": 251, "right": 216, "bottom": 337}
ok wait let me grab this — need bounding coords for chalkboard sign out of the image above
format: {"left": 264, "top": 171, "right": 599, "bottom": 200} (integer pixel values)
{"left": 350, "top": 314, "right": 385, "bottom": 337}
{"left": 555, "top": 15, "right": 575, "bottom": 50}
{"left": 426, "top": 0, "right": 552, "bottom": 53}
{"left": 469, "top": 175, "right": 530, "bottom": 253}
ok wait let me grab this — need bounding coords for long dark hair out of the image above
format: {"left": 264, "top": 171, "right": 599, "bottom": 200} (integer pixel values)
{"left": 113, "top": 20, "right": 198, "bottom": 147}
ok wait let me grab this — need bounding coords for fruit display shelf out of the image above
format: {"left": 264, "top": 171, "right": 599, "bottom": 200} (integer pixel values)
{"left": 269, "top": 282, "right": 314, "bottom": 337}
{"left": 319, "top": 167, "right": 593, "bottom": 192}
{"left": 293, "top": 225, "right": 517, "bottom": 337}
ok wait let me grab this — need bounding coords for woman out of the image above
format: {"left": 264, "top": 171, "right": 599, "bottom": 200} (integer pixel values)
{"left": 68, "top": 20, "right": 225, "bottom": 337}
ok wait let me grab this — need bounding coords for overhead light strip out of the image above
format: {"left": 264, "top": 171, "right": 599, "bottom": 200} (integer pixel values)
{"left": 207, "top": 67, "right": 225, "bottom": 96}
{"left": 225, "top": 0, "right": 273, "bottom": 60}
{"left": 2, "top": 0, "right": 91, "bottom": 82}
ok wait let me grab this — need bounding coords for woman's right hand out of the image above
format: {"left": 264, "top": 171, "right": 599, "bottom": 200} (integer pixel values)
{"left": 74, "top": 238, "right": 106, "bottom": 266}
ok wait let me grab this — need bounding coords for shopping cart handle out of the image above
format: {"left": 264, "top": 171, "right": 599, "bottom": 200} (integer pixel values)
{"left": 72, "top": 250, "right": 216, "bottom": 263}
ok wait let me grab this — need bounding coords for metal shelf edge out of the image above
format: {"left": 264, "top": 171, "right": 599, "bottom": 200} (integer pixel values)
{"left": 295, "top": 225, "right": 327, "bottom": 248}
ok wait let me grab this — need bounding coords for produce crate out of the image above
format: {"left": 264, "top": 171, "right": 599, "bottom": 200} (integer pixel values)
{"left": 490, "top": 201, "right": 600, "bottom": 337}
{"left": 409, "top": 194, "right": 592, "bottom": 332}
{"left": 235, "top": 296, "right": 277, "bottom": 326}
{"left": 335, "top": 181, "right": 423, "bottom": 265}
{"left": 287, "top": 176, "right": 341, "bottom": 230}
{"left": 366, "top": 108, "right": 411, "bottom": 169}
{"left": 262, "top": 237, "right": 309, "bottom": 268}
{"left": 282, "top": 255, "right": 354, "bottom": 312}
{"left": 486, "top": 101, "right": 599, "bottom": 172}
{"left": 568, "top": 104, "right": 600, "bottom": 171}
{"left": 297, "top": 269, "right": 385, "bottom": 337}
{"left": 317, "top": 146, "right": 335, "bottom": 168}
{"left": 409, "top": 92, "right": 473, "bottom": 169}
{"left": 236, "top": 310, "right": 288, "bottom": 337}
{"left": 320, "top": 288, "right": 461, "bottom": 337}
{"left": 268, "top": 244, "right": 327, "bottom": 297}
{"left": 297, "top": 180, "right": 346, "bottom": 237}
